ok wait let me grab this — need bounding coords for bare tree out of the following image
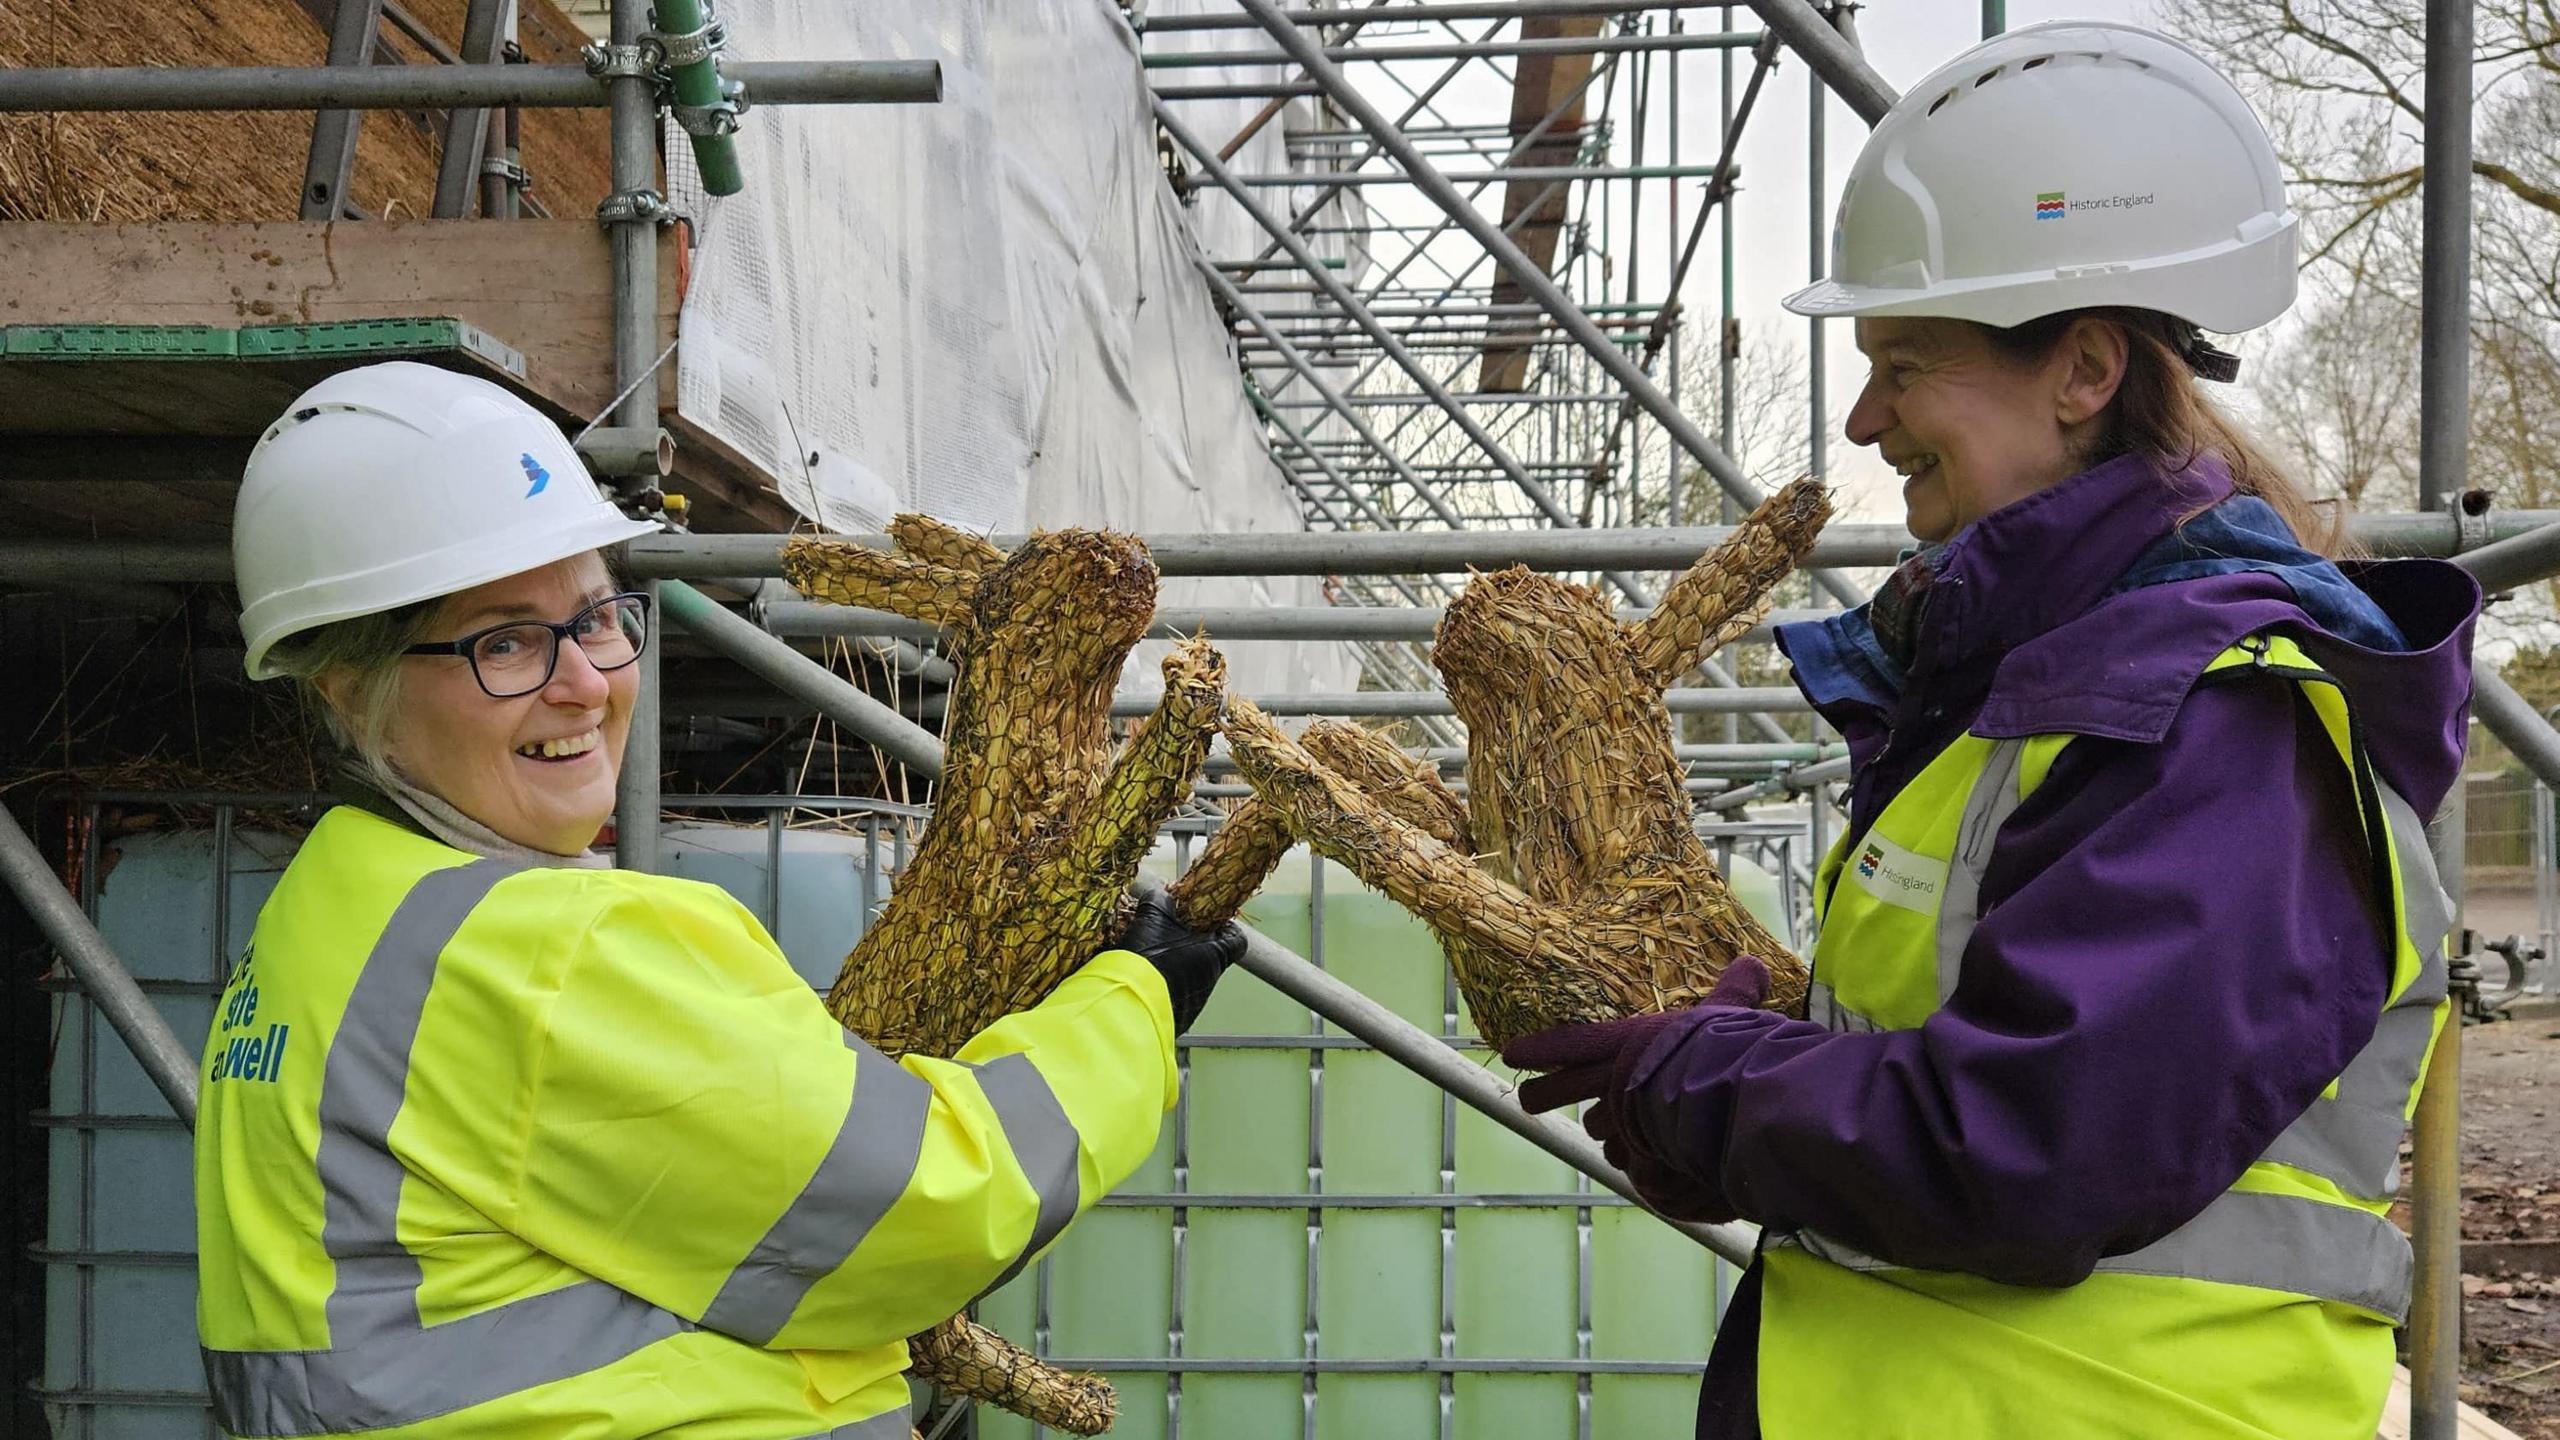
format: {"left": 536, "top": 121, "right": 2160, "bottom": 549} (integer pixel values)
{"left": 2164, "top": 0, "right": 2560, "bottom": 662}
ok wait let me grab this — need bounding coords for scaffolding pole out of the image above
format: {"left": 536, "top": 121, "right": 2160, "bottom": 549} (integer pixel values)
{"left": 2410, "top": 0, "right": 2478, "bottom": 1427}
{"left": 13, "top": 511, "right": 2549, "bottom": 588}
{"left": 607, "top": 0, "right": 663, "bottom": 874}
{"left": 1231, "top": 0, "right": 1865, "bottom": 610}
{"left": 0, "top": 59, "right": 943, "bottom": 111}
{"left": 0, "top": 803, "right": 200, "bottom": 1127}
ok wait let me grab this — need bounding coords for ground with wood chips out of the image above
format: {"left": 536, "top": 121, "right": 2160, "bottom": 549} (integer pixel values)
{"left": 2399, "top": 1012, "right": 2560, "bottom": 1436}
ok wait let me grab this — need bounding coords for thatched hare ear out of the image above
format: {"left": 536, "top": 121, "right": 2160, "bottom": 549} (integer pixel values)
{"left": 1031, "top": 638, "right": 1226, "bottom": 919}
{"left": 1627, "top": 476, "right": 1832, "bottom": 689}
{"left": 888, "top": 512, "right": 1007, "bottom": 575}
{"left": 1304, "top": 720, "right": 1472, "bottom": 853}
{"left": 781, "top": 536, "right": 982, "bottom": 625}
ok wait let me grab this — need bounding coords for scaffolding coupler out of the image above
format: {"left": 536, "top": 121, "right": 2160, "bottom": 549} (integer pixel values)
{"left": 582, "top": 1, "right": 746, "bottom": 198}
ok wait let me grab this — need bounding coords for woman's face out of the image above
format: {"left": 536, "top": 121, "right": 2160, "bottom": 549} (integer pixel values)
{"left": 1844, "top": 316, "right": 2114, "bottom": 545}
{"left": 379, "top": 555, "right": 636, "bottom": 855}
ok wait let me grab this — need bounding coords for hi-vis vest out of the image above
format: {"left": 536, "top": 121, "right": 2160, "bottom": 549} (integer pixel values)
{"left": 195, "top": 807, "right": 1177, "bottom": 1439}
{"left": 1764, "top": 633, "right": 2450, "bottom": 1440}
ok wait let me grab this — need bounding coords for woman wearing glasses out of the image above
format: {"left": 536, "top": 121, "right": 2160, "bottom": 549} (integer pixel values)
{"left": 195, "top": 363, "right": 1239, "bottom": 1439}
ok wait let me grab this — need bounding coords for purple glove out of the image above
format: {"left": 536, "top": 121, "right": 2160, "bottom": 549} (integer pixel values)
{"left": 1499, "top": 955, "right": 1773, "bottom": 1222}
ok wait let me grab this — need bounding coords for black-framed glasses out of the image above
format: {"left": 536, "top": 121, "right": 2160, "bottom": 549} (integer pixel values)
{"left": 404, "top": 591, "right": 653, "bottom": 699}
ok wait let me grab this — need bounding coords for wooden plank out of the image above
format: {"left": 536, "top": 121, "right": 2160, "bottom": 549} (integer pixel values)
{"left": 1478, "top": 14, "right": 1604, "bottom": 394}
{"left": 663, "top": 412, "right": 810, "bottom": 536}
{"left": 0, "top": 220, "right": 677, "bottom": 421}
{"left": 2379, "top": 1365, "right": 2527, "bottom": 1440}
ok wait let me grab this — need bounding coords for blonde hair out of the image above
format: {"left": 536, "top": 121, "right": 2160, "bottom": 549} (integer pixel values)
{"left": 261, "top": 597, "right": 445, "bottom": 797}
{"left": 1984, "top": 308, "right": 2351, "bottom": 556}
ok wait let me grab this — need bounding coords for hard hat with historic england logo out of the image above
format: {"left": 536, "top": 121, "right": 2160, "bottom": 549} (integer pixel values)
{"left": 1784, "top": 21, "right": 2297, "bottom": 335}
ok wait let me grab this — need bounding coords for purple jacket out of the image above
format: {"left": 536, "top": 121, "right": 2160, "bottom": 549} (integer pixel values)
{"left": 1632, "top": 455, "right": 2481, "bottom": 1438}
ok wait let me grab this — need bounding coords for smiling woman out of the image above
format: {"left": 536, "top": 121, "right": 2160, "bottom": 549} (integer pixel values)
{"left": 197, "top": 361, "right": 1234, "bottom": 1440}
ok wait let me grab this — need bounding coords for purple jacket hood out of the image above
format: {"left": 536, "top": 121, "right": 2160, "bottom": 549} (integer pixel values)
{"left": 1778, "top": 453, "right": 2481, "bottom": 816}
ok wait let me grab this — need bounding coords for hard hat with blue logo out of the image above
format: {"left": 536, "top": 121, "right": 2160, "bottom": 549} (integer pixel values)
{"left": 1783, "top": 21, "right": 2297, "bottom": 336}
{"left": 232, "top": 361, "right": 660, "bottom": 680}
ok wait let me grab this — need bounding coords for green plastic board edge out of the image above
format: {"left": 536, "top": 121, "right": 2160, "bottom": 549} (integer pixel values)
{"left": 3, "top": 325, "right": 238, "bottom": 359}
{"left": 237, "top": 318, "right": 528, "bottom": 380}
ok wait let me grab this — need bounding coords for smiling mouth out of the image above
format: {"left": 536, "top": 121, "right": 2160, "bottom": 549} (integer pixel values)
{"left": 515, "top": 728, "right": 600, "bottom": 763}
{"left": 1894, "top": 453, "right": 1940, "bottom": 489}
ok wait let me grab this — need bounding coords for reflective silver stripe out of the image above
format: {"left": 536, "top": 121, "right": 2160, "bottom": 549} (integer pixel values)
{"left": 2094, "top": 1189, "right": 2413, "bottom": 1323}
{"left": 1763, "top": 1227, "right": 1895, "bottom": 1273}
{"left": 1773, "top": 1189, "right": 2413, "bottom": 1322}
{"left": 1935, "top": 737, "right": 2028, "bottom": 1005}
{"left": 206, "top": 1279, "right": 692, "bottom": 1438}
{"left": 795, "top": 1404, "right": 914, "bottom": 1439}
{"left": 2257, "top": 779, "right": 2449, "bottom": 1199}
{"left": 700, "top": 1034, "right": 936, "bottom": 1344}
{"left": 1802, "top": 982, "right": 1882, "bottom": 1035}
{"left": 204, "top": 861, "right": 696, "bottom": 1438}
{"left": 969, "top": 1052, "right": 1085, "bottom": 1301}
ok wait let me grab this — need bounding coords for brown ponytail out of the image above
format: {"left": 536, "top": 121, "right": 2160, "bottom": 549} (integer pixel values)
{"left": 1981, "top": 309, "right": 2351, "bottom": 556}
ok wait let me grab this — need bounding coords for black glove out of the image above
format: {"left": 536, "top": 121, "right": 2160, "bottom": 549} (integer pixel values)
{"left": 1111, "top": 890, "right": 1244, "bottom": 1035}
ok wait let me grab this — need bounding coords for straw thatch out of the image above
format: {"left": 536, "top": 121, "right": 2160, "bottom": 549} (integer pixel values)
{"left": 1, "top": 0, "right": 611, "bottom": 223}
{"left": 782, "top": 515, "right": 1229, "bottom": 1435}
{"left": 1222, "top": 479, "right": 1831, "bottom": 1049}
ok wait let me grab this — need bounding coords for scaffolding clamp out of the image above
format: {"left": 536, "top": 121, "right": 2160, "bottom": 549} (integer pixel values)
{"left": 2456, "top": 488, "right": 2495, "bottom": 555}
{"left": 673, "top": 77, "right": 750, "bottom": 138}
{"left": 647, "top": 11, "right": 729, "bottom": 71}
{"left": 597, "top": 187, "right": 677, "bottom": 227}
{"left": 580, "top": 42, "right": 657, "bottom": 83}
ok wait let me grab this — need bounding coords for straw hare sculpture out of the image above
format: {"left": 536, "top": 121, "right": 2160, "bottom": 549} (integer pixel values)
{"left": 782, "top": 516, "right": 1226, "bottom": 1435}
{"left": 1215, "top": 480, "right": 1830, "bottom": 1049}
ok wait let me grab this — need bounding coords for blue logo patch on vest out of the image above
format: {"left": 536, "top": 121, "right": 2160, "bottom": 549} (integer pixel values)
{"left": 520, "top": 453, "right": 550, "bottom": 497}
{"left": 1857, "top": 844, "right": 1883, "bottom": 879}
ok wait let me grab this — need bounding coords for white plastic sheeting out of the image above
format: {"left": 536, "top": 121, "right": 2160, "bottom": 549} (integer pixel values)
{"left": 670, "top": 0, "right": 1356, "bottom": 692}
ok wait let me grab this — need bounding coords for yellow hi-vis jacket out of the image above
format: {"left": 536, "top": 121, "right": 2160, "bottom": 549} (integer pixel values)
{"left": 1761, "top": 634, "right": 2450, "bottom": 1439}
{"left": 195, "top": 805, "right": 1179, "bottom": 1439}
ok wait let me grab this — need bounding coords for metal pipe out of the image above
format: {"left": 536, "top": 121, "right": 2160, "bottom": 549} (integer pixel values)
{"left": 1211, "top": 163, "right": 1738, "bottom": 187}
{"left": 652, "top": 0, "right": 744, "bottom": 196}
{"left": 1108, "top": 688, "right": 1809, "bottom": 718}
{"left": 607, "top": 0, "right": 663, "bottom": 875}
{"left": 2450, "top": 517, "right": 2560, "bottom": 594}
{"left": 1231, "top": 0, "right": 1863, "bottom": 610}
{"left": 1740, "top": 0, "right": 1894, "bottom": 125}
{"left": 660, "top": 581, "right": 944, "bottom": 776}
{"left": 1176, "top": 883, "right": 1754, "bottom": 1266}
{"left": 0, "top": 803, "right": 199, "bottom": 1127}
{"left": 2473, "top": 671, "right": 2560, "bottom": 800}
{"left": 1203, "top": 263, "right": 1472, "bottom": 529}
{"left": 0, "top": 59, "right": 943, "bottom": 112}
{"left": 1701, "top": 755, "right": 1849, "bottom": 811}
{"left": 2411, "top": 0, "right": 2479, "bottom": 1397}
{"left": 1159, "top": 102, "right": 1608, "bottom": 554}
{"left": 21, "top": 511, "right": 2551, "bottom": 588}
{"left": 1144, "top": 31, "right": 1758, "bottom": 67}
{"left": 2412, "top": 762, "right": 2471, "bottom": 1440}
{"left": 1143, "top": 0, "right": 1728, "bottom": 30}
{"left": 299, "top": 0, "right": 383, "bottom": 220}
{"left": 434, "top": 0, "right": 512, "bottom": 218}
{"left": 766, "top": 600, "right": 1831, "bottom": 644}
{"left": 2417, "top": 0, "right": 2476, "bottom": 515}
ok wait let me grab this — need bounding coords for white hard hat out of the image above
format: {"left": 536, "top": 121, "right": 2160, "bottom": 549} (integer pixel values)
{"left": 233, "top": 361, "right": 660, "bottom": 680}
{"left": 1783, "top": 21, "right": 2297, "bottom": 336}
